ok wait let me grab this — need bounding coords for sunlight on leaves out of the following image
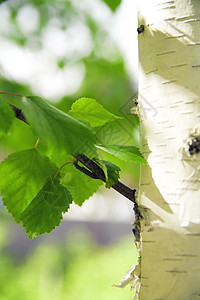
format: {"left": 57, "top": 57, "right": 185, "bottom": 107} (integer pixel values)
{"left": 103, "top": 160, "right": 121, "bottom": 188}
{"left": 0, "top": 149, "right": 58, "bottom": 221}
{"left": 21, "top": 178, "right": 73, "bottom": 239}
{"left": 0, "top": 99, "right": 15, "bottom": 136}
{"left": 69, "top": 97, "right": 122, "bottom": 127}
{"left": 21, "top": 96, "right": 96, "bottom": 154}
{"left": 97, "top": 144, "right": 147, "bottom": 165}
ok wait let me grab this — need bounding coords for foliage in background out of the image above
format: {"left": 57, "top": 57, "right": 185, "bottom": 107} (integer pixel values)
{"left": 0, "top": 95, "right": 146, "bottom": 239}
{"left": 0, "top": 0, "right": 138, "bottom": 161}
{"left": 0, "top": 0, "right": 141, "bottom": 239}
{"left": 101, "top": 0, "right": 122, "bottom": 12}
{"left": 0, "top": 210, "right": 137, "bottom": 300}
{"left": 0, "top": 0, "right": 138, "bottom": 298}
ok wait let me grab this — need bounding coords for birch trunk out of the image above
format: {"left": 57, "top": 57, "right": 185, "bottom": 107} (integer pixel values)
{"left": 137, "top": 0, "right": 200, "bottom": 299}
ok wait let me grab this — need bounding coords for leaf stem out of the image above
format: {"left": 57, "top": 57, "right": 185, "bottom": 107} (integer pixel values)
{"left": 0, "top": 91, "right": 25, "bottom": 97}
{"left": 54, "top": 162, "right": 73, "bottom": 179}
{"left": 7, "top": 99, "right": 137, "bottom": 204}
{"left": 34, "top": 138, "right": 40, "bottom": 149}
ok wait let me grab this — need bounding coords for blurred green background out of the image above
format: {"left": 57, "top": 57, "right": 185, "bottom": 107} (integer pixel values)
{"left": 0, "top": 209, "right": 138, "bottom": 300}
{"left": 0, "top": 0, "right": 139, "bottom": 299}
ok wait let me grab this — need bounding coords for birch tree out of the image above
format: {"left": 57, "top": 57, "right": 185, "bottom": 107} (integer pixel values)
{"left": 133, "top": 0, "right": 200, "bottom": 299}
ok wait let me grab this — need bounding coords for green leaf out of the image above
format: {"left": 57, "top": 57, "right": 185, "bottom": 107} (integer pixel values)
{"left": 97, "top": 144, "right": 148, "bottom": 165}
{"left": 69, "top": 97, "right": 122, "bottom": 127}
{"left": 92, "top": 157, "right": 108, "bottom": 181}
{"left": 0, "top": 99, "right": 15, "bottom": 136}
{"left": 21, "top": 178, "right": 73, "bottom": 239}
{"left": 21, "top": 96, "right": 96, "bottom": 154}
{"left": 51, "top": 152, "right": 103, "bottom": 206}
{"left": 103, "top": 160, "right": 121, "bottom": 188}
{"left": 61, "top": 164, "right": 103, "bottom": 206}
{"left": 0, "top": 149, "right": 58, "bottom": 221}
{"left": 101, "top": 0, "right": 122, "bottom": 12}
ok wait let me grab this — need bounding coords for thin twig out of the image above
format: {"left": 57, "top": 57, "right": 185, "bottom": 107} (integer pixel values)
{"left": 73, "top": 163, "right": 98, "bottom": 179}
{"left": 4, "top": 99, "right": 137, "bottom": 204}
{"left": 0, "top": 91, "right": 24, "bottom": 97}
{"left": 74, "top": 154, "right": 136, "bottom": 203}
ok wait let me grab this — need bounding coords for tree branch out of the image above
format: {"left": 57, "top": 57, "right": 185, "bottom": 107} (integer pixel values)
{"left": 6, "top": 100, "right": 137, "bottom": 204}
{"left": 74, "top": 154, "right": 136, "bottom": 203}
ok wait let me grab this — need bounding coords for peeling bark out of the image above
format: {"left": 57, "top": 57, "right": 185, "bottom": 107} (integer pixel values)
{"left": 137, "top": 0, "right": 200, "bottom": 299}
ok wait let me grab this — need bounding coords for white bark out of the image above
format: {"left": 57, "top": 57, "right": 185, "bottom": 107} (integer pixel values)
{"left": 137, "top": 0, "right": 200, "bottom": 299}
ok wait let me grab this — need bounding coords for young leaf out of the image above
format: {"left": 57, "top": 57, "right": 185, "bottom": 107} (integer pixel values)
{"left": 21, "top": 96, "right": 96, "bottom": 154}
{"left": 0, "top": 149, "right": 58, "bottom": 222}
{"left": 20, "top": 178, "right": 73, "bottom": 239}
{"left": 61, "top": 162, "right": 103, "bottom": 206}
{"left": 92, "top": 157, "right": 108, "bottom": 181}
{"left": 96, "top": 144, "right": 147, "bottom": 165}
{"left": 50, "top": 152, "right": 103, "bottom": 206}
{"left": 103, "top": 160, "right": 121, "bottom": 188}
{"left": 68, "top": 97, "right": 122, "bottom": 127}
{"left": 0, "top": 99, "right": 15, "bottom": 136}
